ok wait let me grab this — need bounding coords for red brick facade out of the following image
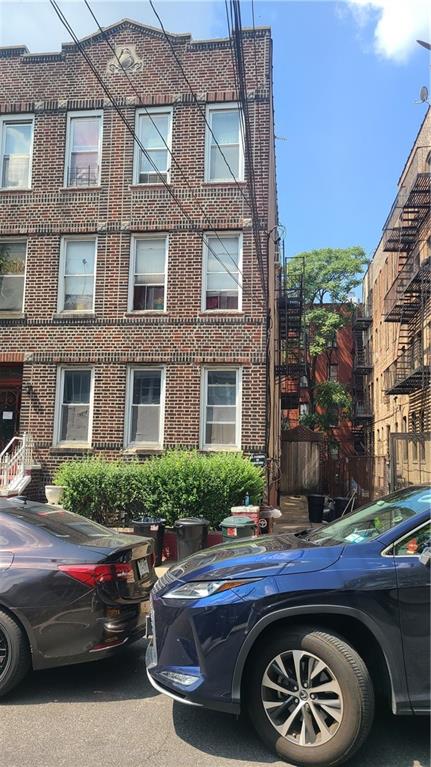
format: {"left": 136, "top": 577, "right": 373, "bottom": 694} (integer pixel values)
{"left": 0, "top": 20, "right": 278, "bottom": 497}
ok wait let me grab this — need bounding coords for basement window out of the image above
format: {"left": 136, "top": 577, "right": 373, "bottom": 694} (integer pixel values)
{"left": 0, "top": 240, "right": 26, "bottom": 312}
{"left": 129, "top": 235, "right": 167, "bottom": 312}
{"left": 125, "top": 368, "right": 165, "bottom": 448}
{"left": 65, "top": 111, "right": 102, "bottom": 187}
{"left": 0, "top": 115, "right": 34, "bottom": 189}
{"left": 55, "top": 368, "right": 94, "bottom": 446}
{"left": 205, "top": 104, "right": 244, "bottom": 183}
{"left": 201, "top": 368, "right": 242, "bottom": 450}
{"left": 134, "top": 108, "right": 172, "bottom": 184}
{"left": 203, "top": 233, "right": 242, "bottom": 311}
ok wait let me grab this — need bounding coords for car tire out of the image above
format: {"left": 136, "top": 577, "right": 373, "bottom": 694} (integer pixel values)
{"left": 0, "top": 609, "right": 30, "bottom": 697}
{"left": 246, "top": 625, "right": 374, "bottom": 767}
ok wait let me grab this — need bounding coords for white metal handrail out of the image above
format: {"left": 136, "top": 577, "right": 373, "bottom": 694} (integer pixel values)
{"left": 0, "top": 433, "right": 34, "bottom": 490}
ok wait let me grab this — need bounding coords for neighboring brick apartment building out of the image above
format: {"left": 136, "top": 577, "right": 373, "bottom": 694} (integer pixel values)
{"left": 0, "top": 19, "right": 279, "bottom": 499}
{"left": 360, "top": 108, "right": 430, "bottom": 492}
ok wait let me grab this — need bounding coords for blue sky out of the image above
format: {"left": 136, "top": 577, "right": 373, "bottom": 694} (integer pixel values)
{"left": 0, "top": 0, "right": 429, "bottom": 261}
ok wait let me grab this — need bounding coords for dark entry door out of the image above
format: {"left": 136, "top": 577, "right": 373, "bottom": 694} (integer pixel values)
{"left": 0, "top": 388, "right": 20, "bottom": 450}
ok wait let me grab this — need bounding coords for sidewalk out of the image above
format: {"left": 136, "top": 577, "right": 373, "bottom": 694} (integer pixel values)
{"left": 155, "top": 495, "right": 309, "bottom": 577}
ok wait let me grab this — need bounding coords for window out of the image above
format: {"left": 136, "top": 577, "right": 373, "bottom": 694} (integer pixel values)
{"left": 65, "top": 111, "right": 102, "bottom": 187}
{"left": 0, "top": 115, "right": 34, "bottom": 189}
{"left": 134, "top": 108, "right": 172, "bottom": 184}
{"left": 126, "top": 368, "right": 165, "bottom": 447}
{"left": 0, "top": 240, "right": 26, "bottom": 312}
{"left": 328, "top": 362, "right": 338, "bottom": 381}
{"left": 201, "top": 368, "right": 241, "bottom": 450}
{"left": 203, "top": 234, "right": 242, "bottom": 311}
{"left": 55, "top": 368, "right": 94, "bottom": 445}
{"left": 58, "top": 237, "right": 96, "bottom": 313}
{"left": 129, "top": 236, "right": 167, "bottom": 312}
{"left": 205, "top": 104, "right": 244, "bottom": 182}
{"left": 412, "top": 412, "right": 418, "bottom": 461}
{"left": 393, "top": 522, "right": 431, "bottom": 557}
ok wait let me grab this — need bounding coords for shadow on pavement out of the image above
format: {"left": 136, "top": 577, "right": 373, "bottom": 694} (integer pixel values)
{"left": 173, "top": 704, "right": 430, "bottom": 767}
{"left": 3, "top": 639, "right": 157, "bottom": 705}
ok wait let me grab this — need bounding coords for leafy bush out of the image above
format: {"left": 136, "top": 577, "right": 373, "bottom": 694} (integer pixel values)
{"left": 53, "top": 451, "right": 264, "bottom": 529}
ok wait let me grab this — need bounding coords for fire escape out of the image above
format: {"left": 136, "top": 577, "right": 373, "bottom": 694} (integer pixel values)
{"left": 352, "top": 303, "right": 373, "bottom": 454}
{"left": 276, "top": 269, "right": 304, "bottom": 416}
{"left": 382, "top": 146, "right": 431, "bottom": 397}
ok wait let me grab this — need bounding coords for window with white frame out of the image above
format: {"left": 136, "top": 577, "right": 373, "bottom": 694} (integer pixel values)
{"left": 0, "top": 115, "right": 34, "bottom": 189}
{"left": 203, "top": 234, "right": 242, "bottom": 311}
{"left": 129, "top": 236, "right": 167, "bottom": 311}
{"left": 134, "top": 108, "right": 172, "bottom": 184}
{"left": 126, "top": 368, "right": 165, "bottom": 447}
{"left": 65, "top": 112, "right": 102, "bottom": 187}
{"left": 58, "top": 237, "right": 96, "bottom": 313}
{"left": 201, "top": 368, "right": 241, "bottom": 449}
{"left": 205, "top": 105, "right": 243, "bottom": 182}
{"left": 55, "top": 368, "right": 93, "bottom": 445}
{"left": 0, "top": 240, "right": 26, "bottom": 312}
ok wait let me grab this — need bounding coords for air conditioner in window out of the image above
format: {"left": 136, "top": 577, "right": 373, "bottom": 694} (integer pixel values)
{"left": 139, "top": 172, "right": 168, "bottom": 184}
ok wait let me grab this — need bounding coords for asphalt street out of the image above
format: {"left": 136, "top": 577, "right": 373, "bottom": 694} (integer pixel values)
{"left": 1, "top": 640, "right": 429, "bottom": 767}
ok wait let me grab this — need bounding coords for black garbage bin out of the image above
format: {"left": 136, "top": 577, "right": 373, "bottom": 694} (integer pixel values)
{"left": 133, "top": 516, "right": 166, "bottom": 566}
{"left": 307, "top": 494, "right": 324, "bottom": 523}
{"left": 174, "top": 517, "right": 209, "bottom": 561}
{"left": 333, "top": 496, "right": 350, "bottom": 520}
{"left": 221, "top": 515, "right": 257, "bottom": 540}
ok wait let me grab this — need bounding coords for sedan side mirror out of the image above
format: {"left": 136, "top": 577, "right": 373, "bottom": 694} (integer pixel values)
{"left": 419, "top": 547, "right": 431, "bottom": 567}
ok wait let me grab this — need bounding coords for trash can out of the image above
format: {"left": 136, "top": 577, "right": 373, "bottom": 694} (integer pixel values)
{"left": 307, "top": 494, "right": 324, "bottom": 524}
{"left": 133, "top": 516, "right": 166, "bottom": 567}
{"left": 174, "top": 517, "right": 209, "bottom": 561}
{"left": 221, "top": 515, "right": 257, "bottom": 541}
{"left": 258, "top": 506, "right": 282, "bottom": 534}
{"left": 333, "top": 496, "right": 350, "bottom": 520}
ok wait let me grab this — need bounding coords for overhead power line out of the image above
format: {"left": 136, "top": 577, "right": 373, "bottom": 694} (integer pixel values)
{"left": 149, "top": 0, "right": 267, "bottom": 301}
{"left": 49, "top": 0, "right": 242, "bottom": 290}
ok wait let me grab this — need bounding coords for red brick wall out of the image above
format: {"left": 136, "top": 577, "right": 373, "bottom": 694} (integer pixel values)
{"left": 0, "top": 21, "right": 276, "bottom": 496}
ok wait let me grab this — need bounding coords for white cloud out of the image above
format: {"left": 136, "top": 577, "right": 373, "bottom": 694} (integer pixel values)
{"left": 346, "top": 0, "right": 431, "bottom": 62}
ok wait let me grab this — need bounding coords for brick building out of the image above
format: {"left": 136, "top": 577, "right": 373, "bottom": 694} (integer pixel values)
{"left": 0, "top": 19, "right": 279, "bottom": 499}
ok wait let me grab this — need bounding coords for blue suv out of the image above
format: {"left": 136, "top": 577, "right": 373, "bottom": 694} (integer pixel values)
{"left": 146, "top": 486, "right": 430, "bottom": 766}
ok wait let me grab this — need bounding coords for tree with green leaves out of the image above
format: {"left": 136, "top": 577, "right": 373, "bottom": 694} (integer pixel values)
{"left": 286, "top": 247, "right": 368, "bottom": 440}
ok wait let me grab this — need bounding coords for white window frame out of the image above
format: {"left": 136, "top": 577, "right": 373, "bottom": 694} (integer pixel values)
{"left": 200, "top": 366, "right": 242, "bottom": 451}
{"left": 57, "top": 235, "right": 97, "bottom": 314}
{"left": 202, "top": 232, "right": 242, "bottom": 313}
{"left": 204, "top": 103, "right": 244, "bottom": 183}
{"left": 0, "top": 114, "right": 34, "bottom": 190}
{"left": 133, "top": 107, "right": 173, "bottom": 185}
{"left": 64, "top": 110, "right": 103, "bottom": 188}
{"left": 0, "top": 238, "right": 27, "bottom": 313}
{"left": 124, "top": 366, "right": 166, "bottom": 449}
{"left": 128, "top": 234, "right": 168, "bottom": 313}
{"left": 53, "top": 366, "right": 95, "bottom": 447}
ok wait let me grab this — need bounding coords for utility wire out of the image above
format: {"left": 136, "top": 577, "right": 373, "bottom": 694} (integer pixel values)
{"left": 83, "top": 0, "right": 244, "bottom": 281}
{"left": 49, "top": 0, "right": 242, "bottom": 290}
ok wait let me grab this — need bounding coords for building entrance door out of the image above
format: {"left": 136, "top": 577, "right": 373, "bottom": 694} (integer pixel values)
{"left": 0, "top": 365, "right": 23, "bottom": 451}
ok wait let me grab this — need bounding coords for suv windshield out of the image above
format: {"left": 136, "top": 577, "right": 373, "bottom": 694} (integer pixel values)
{"left": 307, "top": 487, "right": 431, "bottom": 546}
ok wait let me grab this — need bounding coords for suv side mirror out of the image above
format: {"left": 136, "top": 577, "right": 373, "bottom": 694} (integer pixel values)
{"left": 419, "top": 547, "right": 431, "bottom": 567}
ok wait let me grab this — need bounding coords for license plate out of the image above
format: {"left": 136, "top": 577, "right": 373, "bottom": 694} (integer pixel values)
{"left": 136, "top": 557, "right": 149, "bottom": 579}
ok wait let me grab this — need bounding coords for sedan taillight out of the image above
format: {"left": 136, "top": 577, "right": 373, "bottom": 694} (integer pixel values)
{"left": 58, "top": 563, "right": 133, "bottom": 588}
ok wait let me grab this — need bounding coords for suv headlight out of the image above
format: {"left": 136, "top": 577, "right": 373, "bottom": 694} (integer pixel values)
{"left": 164, "top": 579, "right": 256, "bottom": 600}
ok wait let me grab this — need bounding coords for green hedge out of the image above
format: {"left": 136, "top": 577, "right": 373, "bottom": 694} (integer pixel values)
{"left": 53, "top": 451, "right": 265, "bottom": 529}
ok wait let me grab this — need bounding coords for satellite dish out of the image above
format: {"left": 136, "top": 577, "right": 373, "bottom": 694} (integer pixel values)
{"left": 417, "top": 39, "right": 431, "bottom": 51}
{"left": 420, "top": 85, "right": 429, "bottom": 102}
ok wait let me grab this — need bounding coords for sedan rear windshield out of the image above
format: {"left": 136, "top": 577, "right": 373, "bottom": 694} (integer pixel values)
{"left": 307, "top": 487, "right": 431, "bottom": 547}
{"left": 1, "top": 504, "right": 126, "bottom": 546}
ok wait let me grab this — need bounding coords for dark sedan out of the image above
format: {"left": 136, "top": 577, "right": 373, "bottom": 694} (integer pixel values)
{"left": 0, "top": 498, "right": 157, "bottom": 696}
{"left": 146, "top": 486, "right": 431, "bottom": 767}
